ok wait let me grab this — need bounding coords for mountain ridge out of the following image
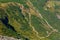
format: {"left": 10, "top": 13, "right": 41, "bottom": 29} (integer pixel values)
{"left": 0, "top": 0, "right": 60, "bottom": 40}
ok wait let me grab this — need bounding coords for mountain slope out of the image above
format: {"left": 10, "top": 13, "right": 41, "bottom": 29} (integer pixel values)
{"left": 0, "top": 0, "right": 60, "bottom": 40}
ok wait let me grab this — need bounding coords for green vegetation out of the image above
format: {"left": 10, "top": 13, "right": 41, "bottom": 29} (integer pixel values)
{"left": 0, "top": 0, "right": 60, "bottom": 40}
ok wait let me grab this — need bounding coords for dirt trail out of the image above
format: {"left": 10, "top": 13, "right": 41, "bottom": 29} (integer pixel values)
{"left": 26, "top": 0, "right": 59, "bottom": 39}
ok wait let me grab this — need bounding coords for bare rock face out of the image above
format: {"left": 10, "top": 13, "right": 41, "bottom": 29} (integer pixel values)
{"left": 0, "top": 35, "right": 21, "bottom": 40}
